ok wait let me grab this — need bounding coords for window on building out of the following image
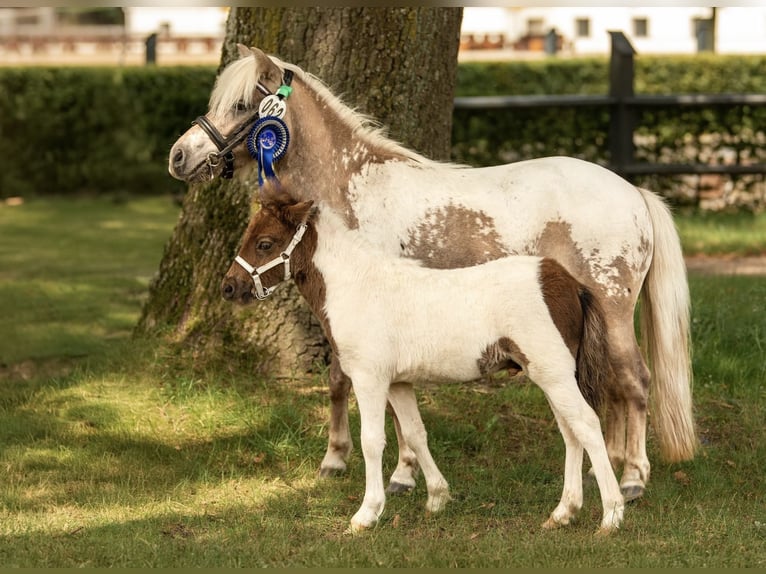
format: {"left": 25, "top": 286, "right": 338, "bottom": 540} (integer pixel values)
{"left": 575, "top": 18, "right": 590, "bottom": 38}
{"left": 633, "top": 17, "right": 648, "bottom": 38}
{"left": 527, "top": 18, "right": 544, "bottom": 36}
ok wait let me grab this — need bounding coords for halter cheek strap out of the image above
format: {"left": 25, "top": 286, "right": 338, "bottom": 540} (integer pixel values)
{"left": 235, "top": 222, "right": 308, "bottom": 300}
{"left": 193, "top": 70, "right": 294, "bottom": 180}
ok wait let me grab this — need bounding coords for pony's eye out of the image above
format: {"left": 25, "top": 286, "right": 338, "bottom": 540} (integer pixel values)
{"left": 234, "top": 100, "right": 250, "bottom": 112}
{"left": 256, "top": 239, "right": 274, "bottom": 251}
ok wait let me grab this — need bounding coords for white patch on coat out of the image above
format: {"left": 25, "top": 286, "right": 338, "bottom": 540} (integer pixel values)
{"left": 342, "top": 156, "right": 653, "bottom": 299}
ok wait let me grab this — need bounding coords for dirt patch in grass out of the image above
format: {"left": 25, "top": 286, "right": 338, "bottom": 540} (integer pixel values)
{"left": 685, "top": 255, "right": 766, "bottom": 276}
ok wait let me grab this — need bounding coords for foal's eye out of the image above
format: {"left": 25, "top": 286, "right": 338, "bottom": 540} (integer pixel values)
{"left": 234, "top": 101, "right": 250, "bottom": 112}
{"left": 256, "top": 239, "right": 274, "bottom": 251}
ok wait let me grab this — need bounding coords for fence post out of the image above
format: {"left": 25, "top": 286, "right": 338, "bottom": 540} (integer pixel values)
{"left": 608, "top": 31, "right": 636, "bottom": 178}
{"left": 145, "top": 33, "right": 157, "bottom": 65}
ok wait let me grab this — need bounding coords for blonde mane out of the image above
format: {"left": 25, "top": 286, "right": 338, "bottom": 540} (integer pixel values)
{"left": 209, "top": 52, "right": 439, "bottom": 166}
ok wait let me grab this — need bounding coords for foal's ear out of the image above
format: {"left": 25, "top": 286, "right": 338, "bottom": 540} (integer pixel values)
{"left": 285, "top": 200, "right": 316, "bottom": 227}
{"left": 236, "top": 43, "right": 251, "bottom": 59}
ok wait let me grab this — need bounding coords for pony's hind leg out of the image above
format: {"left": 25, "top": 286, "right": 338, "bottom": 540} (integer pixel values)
{"left": 319, "top": 355, "right": 353, "bottom": 477}
{"left": 387, "top": 382, "right": 450, "bottom": 513}
{"left": 606, "top": 321, "right": 651, "bottom": 501}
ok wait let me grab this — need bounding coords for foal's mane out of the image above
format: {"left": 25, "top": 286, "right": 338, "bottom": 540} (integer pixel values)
{"left": 210, "top": 52, "right": 439, "bottom": 166}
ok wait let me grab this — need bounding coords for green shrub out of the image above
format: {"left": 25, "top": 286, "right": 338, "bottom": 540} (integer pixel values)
{"left": 0, "top": 66, "right": 215, "bottom": 198}
{"left": 1, "top": 55, "right": 764, "bottom": 204}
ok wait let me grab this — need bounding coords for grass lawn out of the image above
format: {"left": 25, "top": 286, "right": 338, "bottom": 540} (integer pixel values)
{"left": 0, "top": 196, "right": 764, "bottom": 567}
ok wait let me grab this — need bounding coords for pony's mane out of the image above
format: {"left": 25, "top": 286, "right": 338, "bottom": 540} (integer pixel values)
{"left": 210, "top": 52, "right": 440, "bottom": 166}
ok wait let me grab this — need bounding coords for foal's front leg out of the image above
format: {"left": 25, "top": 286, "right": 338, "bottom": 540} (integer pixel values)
{"left": 347, "top": 371, "right": 390, "bottom": 532}
{"left": 319, "top": 355, "right": 421, "bottom": 493}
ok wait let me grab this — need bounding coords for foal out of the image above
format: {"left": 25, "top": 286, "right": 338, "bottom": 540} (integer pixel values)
{"left": 222, "top": 187, "right": 625, "bottom": 534}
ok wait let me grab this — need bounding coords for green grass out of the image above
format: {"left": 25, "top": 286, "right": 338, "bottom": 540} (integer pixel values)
{"left": 0, "top": 197, "right": 764, "bottom": 567}
{"left": 676, "top": 208, "right": 766, "bottom": 256}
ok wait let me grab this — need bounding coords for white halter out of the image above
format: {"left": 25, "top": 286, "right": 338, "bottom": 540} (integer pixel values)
{"left": 234, "top": 222, "right": 308, "bottom": 300}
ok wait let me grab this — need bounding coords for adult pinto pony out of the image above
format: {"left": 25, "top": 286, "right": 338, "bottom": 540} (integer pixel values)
{"left": 222, "top": 184, "right": 625, "bottom": 534}
{"left": 168, "top": 45, "right": 696, "bottom": 500}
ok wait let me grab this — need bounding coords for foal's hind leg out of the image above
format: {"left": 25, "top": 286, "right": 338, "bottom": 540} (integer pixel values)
{"left": 535, "top": 371, "right": 624, "bottom": 533}
{"left": 542, "top": 400, "right": 584, "bottom": 529}
{"left": 387, "top": 383, "right": 450, "bottom": 513}
{"left": 386, "top": 405, "right": 421, "bottom": 494}
{"left": 319, "top": 355, "right": 354, "bottom": 477}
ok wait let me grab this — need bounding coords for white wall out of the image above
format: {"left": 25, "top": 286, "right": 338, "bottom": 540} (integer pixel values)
{"left": 125, "top": 7, "right": 228, "bottom": 37}
{"left": 717, "top": 7, "right": 766, "bottom": 54}
{"left": 463, "top": 7, "right": 766, "bottom": 55}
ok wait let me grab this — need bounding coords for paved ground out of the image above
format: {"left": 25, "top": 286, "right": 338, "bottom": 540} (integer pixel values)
{"left": 685, "top": 255, "right": 766, "bottom": 276}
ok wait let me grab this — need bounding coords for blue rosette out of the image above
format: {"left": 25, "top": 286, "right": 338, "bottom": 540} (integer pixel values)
{"left": 247, "top": 116, "right": 290, "bottom": 185}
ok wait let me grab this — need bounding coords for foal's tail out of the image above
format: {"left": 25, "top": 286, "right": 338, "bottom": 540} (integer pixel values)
{"left": 576, "top": 287, "right": 611, "bottom": 413}
{"left": 638, "top": 187, "right": 697, "bottom": 462}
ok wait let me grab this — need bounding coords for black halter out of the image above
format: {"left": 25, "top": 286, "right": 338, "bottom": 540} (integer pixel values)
{"left": 192, "top": 70, "right": 293, "bottom": 179}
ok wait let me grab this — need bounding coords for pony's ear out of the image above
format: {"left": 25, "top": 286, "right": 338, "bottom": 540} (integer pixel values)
{"left": 249, "top": 47, "right": 283, "bottom": 86}
{"left": 236, "top": 43, "right": 251, "bottom": 58}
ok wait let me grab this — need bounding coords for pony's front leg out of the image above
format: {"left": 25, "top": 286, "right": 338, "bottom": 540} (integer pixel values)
{"left": 542, "top": 401, "right": 584, "bottom": 529}
{"left": 319, "top": 355, "right": 353, "bottom": 477}
{"left": 348, "top": 372, "right": 389, "bottom": 533}
{"left": 387, "top": 383, "right": 450, "bottom": 514}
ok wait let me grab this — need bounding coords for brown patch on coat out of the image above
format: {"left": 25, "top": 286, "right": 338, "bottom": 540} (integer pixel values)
{"left": 403, "top": 204, "right": 509, "bottom": 269}
{"left": 531, "top": 220, "right": 652, "bottom": 305}
{"left": 478, "top": 337, "right": 528, "bottom": 377}
{"left": 538, "top": 258, "right": 585, "bottom": 359}
{"left": 538, "top": 258, "right": 611, "bottom": 411}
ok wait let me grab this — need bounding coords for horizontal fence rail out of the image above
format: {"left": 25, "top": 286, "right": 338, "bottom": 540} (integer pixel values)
{"left": 453, "top": 31, "right": 766, "bottom": 181}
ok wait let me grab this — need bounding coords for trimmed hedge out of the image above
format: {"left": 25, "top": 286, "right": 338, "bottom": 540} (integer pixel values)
{"left": 0, "top": 66, "right": 216, "bottom": 198}
{"left": 1, "top": 55, "right": 765, "bottom": 205}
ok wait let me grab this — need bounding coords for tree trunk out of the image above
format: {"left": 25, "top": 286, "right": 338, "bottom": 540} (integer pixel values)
{"left": 136, "top": 7, "right": 463, "bottom": 375}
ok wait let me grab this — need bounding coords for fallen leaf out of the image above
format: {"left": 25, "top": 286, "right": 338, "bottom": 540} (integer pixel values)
{"left": 392, "top": 514, "right": 400, "bottom": 528}
{"left": 673, "top": 470, "right": 691, "bottom": 486}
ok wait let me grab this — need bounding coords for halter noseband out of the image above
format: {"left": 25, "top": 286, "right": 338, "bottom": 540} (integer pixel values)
{"left": 192, "top": 70, "right": 293, "bottom": 179}
{"left": 234, "top": 221, "right": 308, "bottom": 300}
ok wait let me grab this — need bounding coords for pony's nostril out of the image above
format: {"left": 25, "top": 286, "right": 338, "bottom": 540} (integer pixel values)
{"left": 173, "top": 148, "right": 185, "bottom": 168}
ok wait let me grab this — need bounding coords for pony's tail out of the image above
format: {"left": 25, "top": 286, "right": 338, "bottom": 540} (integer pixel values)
{"left": 637, "top": 187, "right": 697, "bottom": 462}
{"left": 576, "top": 287, "right": 611, "bottom": 414}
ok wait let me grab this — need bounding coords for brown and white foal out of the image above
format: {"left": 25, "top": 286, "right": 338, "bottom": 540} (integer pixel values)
{"left": 222, "top": 185, "right": 625, "bottom": 534}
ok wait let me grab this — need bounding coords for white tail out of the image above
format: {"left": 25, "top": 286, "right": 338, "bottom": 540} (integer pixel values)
{"left": 638, "top": 187, "right": 697, "bottom": 462}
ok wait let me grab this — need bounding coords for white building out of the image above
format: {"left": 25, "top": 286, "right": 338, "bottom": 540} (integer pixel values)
{"left": 124, "top": 7, "right": 228, "bottom": 39}
{"left": 462, "top": 7, "right": 766, "bottom": 56}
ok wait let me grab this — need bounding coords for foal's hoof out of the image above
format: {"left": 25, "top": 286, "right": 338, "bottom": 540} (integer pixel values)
{"left": 620, "top": 483, "right": 645, "bottom": 502}
{"left": 595, "top": 525, "right": 619, "bottom": 537}
{"left": 386, "top": 481, "right": 415, "bottom": 495}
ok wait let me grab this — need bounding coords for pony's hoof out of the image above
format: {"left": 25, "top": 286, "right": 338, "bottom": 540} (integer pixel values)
{"left": 318, "top": 465, "right": 346, "bottom": 478}
{"left": 386, "top": 481, "right": 415, "bottom": 495}
{"left": 541, "top": 516, "right": 567, "bottom": 530}
{"left": 620, "top": 483, "right": 644, "bottom": 502}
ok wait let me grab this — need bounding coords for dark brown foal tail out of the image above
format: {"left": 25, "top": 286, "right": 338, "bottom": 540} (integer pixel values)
{"left": 575, "top": 287, "right": 612, "bottom": 413}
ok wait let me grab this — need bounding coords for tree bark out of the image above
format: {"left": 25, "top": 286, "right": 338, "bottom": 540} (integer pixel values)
{"left": 136, "top": 7, "right": 463, "bottom": 375}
